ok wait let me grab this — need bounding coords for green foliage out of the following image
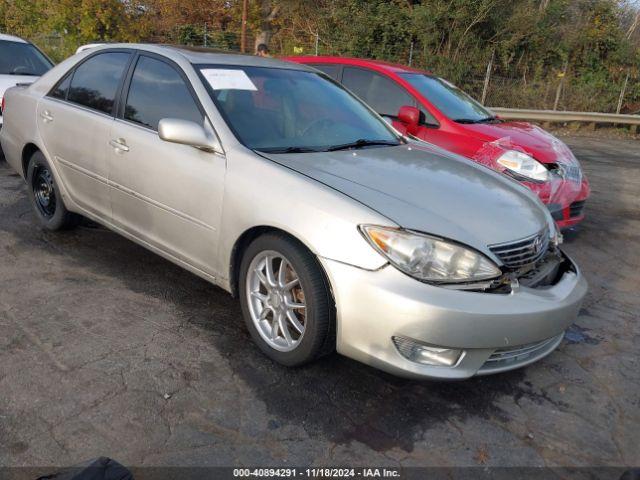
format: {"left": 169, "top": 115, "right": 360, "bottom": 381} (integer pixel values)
{"left": 1, "top": 0, "right": 151, "bottom": 61}
{"left": 274, "top": 0, "right": 639, "bottom": 112}
{"left": 322, "top": 0, "right": 413, "bottom": 60}
{"left": 1, "top": 0, "right": 638, "bottom": 111}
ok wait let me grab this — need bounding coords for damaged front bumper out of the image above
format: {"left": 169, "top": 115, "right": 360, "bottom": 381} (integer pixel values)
{"left": 320, "top": 252, "right": 587, "bottom": 380}
{"left": 534, "top": 176, "right": 590, "bottom": 229}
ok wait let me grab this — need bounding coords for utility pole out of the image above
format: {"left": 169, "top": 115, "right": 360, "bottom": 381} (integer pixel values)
{"left": 481, "top": 49, "right": 494, "bottom": 105}
{"left": 241, "top": 0, "right": 248, "bottom": 53}
{"left": 617, "top": 72, "right": 630, "bottom": 114}
{"left": 553, "top": 59, "right": 569, "bottom": 111}
{"left": 204, "top": 23, "right": 207, "bottom": 47}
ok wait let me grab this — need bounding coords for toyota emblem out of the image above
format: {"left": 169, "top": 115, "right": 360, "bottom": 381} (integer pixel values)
{"left": 532, "top": 236, "right": 543, "bottom": 254}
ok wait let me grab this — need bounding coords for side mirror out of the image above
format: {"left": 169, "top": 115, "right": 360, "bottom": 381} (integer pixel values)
{"left": 158, "top": 118, "right": 222, "bottom": 154}
{"left": 397, "top": 105, "right": 420, "bottom": 135}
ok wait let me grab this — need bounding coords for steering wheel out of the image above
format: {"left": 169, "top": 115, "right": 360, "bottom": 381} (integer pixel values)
{"left": 11, "top": 66, "right": 31, "bottom": 75}
{"left": 301, "top": 118, "right": 335, "bottom": 138}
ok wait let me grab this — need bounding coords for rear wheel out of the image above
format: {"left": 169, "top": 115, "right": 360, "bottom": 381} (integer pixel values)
{"left": 239, "top": 233, "right": 335, "bottom": 366}
{"left": 26, "top": 151, "right": 80, "bottom": 230}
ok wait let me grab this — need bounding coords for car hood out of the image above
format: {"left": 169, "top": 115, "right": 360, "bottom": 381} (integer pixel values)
{"left": 263, "top": 143, "right": 550, "bottom": 250}
{"left": 461, "top": 120, "right": 569, "bottom": 164}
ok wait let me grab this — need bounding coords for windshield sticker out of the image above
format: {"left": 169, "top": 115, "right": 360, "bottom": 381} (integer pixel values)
{"left": 201, "top": 69, "right": 258, "bottom": 91}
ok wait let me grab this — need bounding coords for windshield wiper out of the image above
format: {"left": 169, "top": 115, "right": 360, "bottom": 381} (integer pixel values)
{"left": 5, "top": 71, "right": 39, "bottom": 76}
{"left": 453, "top": 116, "right": 498, "bottom": 124}
{"left": 326, "top": 139, "right": 400, "bottom": 152}
{"left": 256, "top": 146, "right": 320, "bottom": 154}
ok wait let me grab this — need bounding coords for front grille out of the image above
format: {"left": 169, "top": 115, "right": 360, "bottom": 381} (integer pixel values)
{"left": 478, "top": 334, "right": 563, "bottom": 373}
{"left": 517, "top": 249, "right": 563, "bottom": 288}
{"left": 569, "top": 200, "right": 586, "bottom": 218}
{"left": 489, "top": 229, "right": 550, "bottom": 269}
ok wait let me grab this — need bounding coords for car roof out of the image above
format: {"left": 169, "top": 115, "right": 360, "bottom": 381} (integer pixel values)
{"left": 89, "top": 43, "right": 316, "bottom": 72}
{"left": 285, "top": 55, "right": 431, "bottom": 75}
{"left": 0, "top": 33, "right": 28, "bottom": 43}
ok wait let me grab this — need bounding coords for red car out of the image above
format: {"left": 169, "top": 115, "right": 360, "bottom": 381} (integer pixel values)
{"left": 285, "top": 56, "right": 590, "bottom": 229}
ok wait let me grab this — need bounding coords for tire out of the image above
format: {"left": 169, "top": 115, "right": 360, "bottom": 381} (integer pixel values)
{"left": 239, "top": 232, "right": 335, "bottom": 367}
{"left": 26, "top": 151, "right": 80, "bottom": 231}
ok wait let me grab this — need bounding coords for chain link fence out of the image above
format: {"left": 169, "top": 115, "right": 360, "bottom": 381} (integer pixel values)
{"left": 163, "top": 25, "right": 639, "bottom": 114}
{"left": 32, "top": 33, "right": 67, "bottom": 62}
{"left": 482, "top": 73, "right": 639, "bottom": 114}
{"left": 32, "top": 25, "right": 640, "bottom": 115}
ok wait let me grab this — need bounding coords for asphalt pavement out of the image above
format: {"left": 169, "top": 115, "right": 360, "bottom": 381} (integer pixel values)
{"left": 0, "top": 136, "right": 638, "bottom": 470}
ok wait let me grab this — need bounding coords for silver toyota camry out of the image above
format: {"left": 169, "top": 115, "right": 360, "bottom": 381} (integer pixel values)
{"left": 0, "top": 44, "right": 587, "bottom": 379}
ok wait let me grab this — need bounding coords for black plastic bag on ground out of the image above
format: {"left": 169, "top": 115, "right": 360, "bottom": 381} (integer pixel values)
{"left": 36, "top": 457, "right": 133, "bottom": 480}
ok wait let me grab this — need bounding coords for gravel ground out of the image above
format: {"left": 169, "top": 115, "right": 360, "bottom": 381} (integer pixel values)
{"left": 0, "top": 136, "right": 638, "bottom": 473}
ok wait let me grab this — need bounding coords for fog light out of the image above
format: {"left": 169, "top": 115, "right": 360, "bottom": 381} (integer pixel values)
{"left": 392, "top": 336, "right": 463, "bottom": 367}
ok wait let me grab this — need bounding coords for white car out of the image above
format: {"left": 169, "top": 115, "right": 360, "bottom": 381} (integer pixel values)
{"left": 0, "top": 34, "right": 53, "bottom": 130}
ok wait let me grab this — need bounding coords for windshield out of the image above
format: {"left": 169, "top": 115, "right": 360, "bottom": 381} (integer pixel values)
{"left": 199, "top": 65, "right": 401, "bottom": 153}
{"left": 0, "top": 40, "right": 53, "bottom": 76}
{"left": 400, "top": 74, "right": 495, "bottom": 123}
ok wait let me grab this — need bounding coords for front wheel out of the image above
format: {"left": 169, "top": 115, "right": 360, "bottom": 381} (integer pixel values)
{"left": 239, "top": 233, "right": 335, "bottom": 366}
{"left": 26, "top": 151, "right": 80, "bottom": 230}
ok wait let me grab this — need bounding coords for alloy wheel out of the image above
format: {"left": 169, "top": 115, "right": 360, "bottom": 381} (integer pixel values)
{"left": 246, "top": 250, "right": 307, "bottom": 352}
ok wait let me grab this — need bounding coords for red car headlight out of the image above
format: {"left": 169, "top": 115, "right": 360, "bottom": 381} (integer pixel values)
{"left": 496, "top": 150, "right": 549, "bottom": 182}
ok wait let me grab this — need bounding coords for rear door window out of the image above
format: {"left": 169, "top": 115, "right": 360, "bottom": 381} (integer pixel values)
{"left": 67, "top": 52, "right": 131, "bottom": 115}
{"left": 50, "top": 73, "right": 72, "bottom": 100}
{"left": 342, "top": 67, "right": 415, "bottom": 117}
{"left": 124, "top": 55, "right": 203, "bottom": 131}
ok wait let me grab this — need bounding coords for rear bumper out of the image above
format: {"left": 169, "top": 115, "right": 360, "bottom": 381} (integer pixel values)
{"left": 0, "top": 117, "right": 22, "bottom": 175}
{"left": 320, "top": 253, "right": 587, "bottom": 380}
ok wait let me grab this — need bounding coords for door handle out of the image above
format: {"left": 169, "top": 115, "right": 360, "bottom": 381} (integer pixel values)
{"left": 109, "top": 138, "right": 130, "bottom": 153}
{"left": 40, "top": 110, "right": 54, "bottom": 123}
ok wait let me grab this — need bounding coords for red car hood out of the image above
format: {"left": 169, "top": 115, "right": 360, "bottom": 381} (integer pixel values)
{"left": 462, "top": 121, "right": 565, "bottom": 164}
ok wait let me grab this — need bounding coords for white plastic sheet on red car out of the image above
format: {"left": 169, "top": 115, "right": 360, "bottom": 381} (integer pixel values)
{"left": 471, "top": 133, "right": 584, "bottom": 217}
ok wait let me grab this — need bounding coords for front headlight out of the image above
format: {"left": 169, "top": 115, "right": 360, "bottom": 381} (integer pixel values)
{"left": 360, "top": 225, "right": 502, "bottom": 283}
{"left": 496, "top": 150, "right": 549, "bottom": 182}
